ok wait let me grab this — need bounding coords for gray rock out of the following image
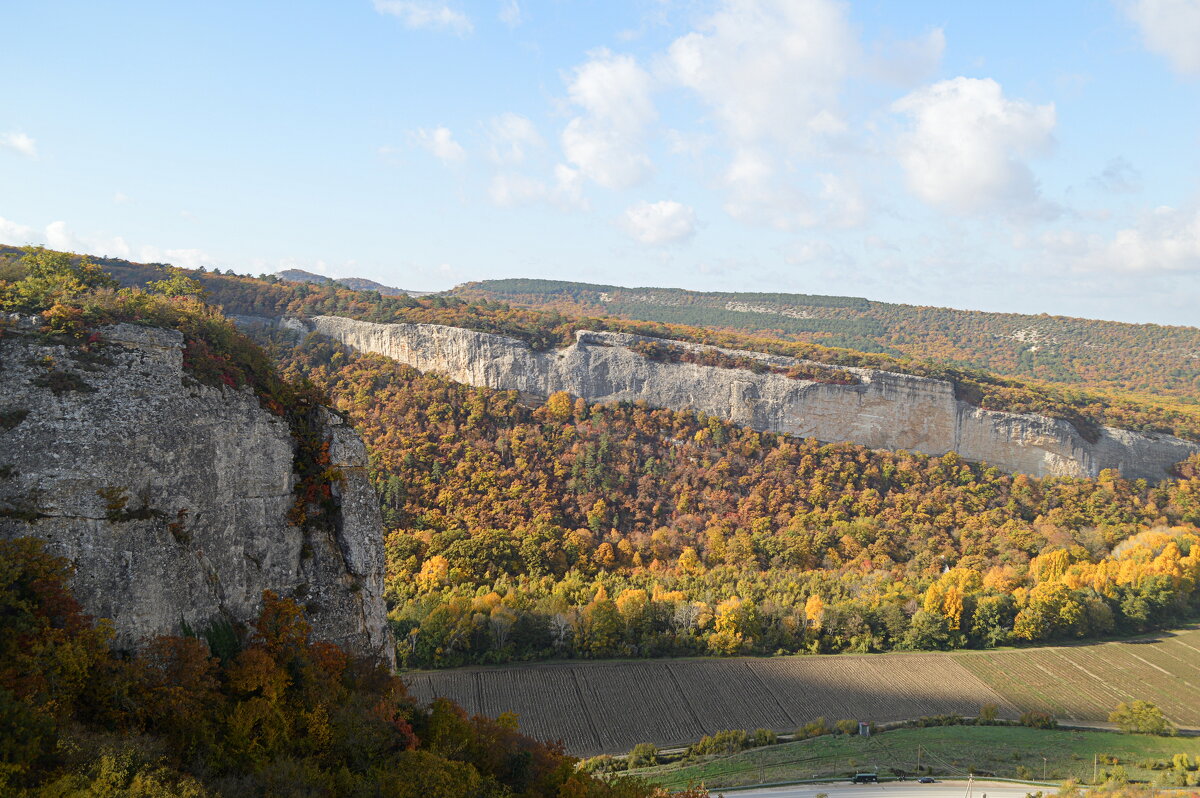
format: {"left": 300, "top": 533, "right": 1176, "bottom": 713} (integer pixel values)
{"left": 302, "top": 316, "right": 1200, "bottom": 481}
{"left": 0, "top": 320, "right": 393, "bottom": 665}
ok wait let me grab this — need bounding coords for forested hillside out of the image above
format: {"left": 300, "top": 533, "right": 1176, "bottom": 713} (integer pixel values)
{"left": 0, "top": 538, "right": 666, "bottom": 797}
{"left": 6, "top": 246, "right": 1200, "bottom": 674}
{"left": 0, "top": 246, "right": 671, "bottom": 796}
{"left": 273, "top": 334, "right": 1200, "bottom": 669}
{"left": 451, "top": 279, "right": 1200, "bottom": 403}
{"left": 13, "top": 246, "right": 1194, "bottom": 441}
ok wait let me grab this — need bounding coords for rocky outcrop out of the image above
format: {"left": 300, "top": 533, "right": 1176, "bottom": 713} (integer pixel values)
{"left": 0, "top": 317, "right": 394, "bottom": 665}
{"left": 299, "top": 315, "right": 1200, "bottom": 481}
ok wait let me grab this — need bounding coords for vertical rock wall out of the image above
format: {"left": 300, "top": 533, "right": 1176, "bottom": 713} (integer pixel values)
{"left": 0, "top": 318, "right": 393, "bottom": 665}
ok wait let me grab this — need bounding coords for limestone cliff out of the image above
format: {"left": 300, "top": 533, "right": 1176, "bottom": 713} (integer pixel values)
{"left": 0, "top": 316, "right": 394, "bottom": 664}
{"left": 299, "top": 315, "right": 1200, "bottom": 481}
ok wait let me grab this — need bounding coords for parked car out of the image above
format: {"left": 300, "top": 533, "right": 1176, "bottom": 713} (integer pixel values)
{"left": 918, "top": 776, "right": 937, "bottom": 783}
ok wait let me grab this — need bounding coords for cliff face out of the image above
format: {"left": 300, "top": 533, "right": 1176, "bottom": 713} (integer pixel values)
{"left": 301, "top": 315, "right": 1200, "bottom": 481}
{"left": 0, "top": 317, "right": 393, "bottom": 664}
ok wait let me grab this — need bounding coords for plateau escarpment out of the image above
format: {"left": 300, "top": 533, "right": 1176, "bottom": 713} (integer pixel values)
{"left": 0, "top": 317, "right": 393, "bottom": 664}
{"left": 298, "top": 315, "right": 1200, "bottom": 481}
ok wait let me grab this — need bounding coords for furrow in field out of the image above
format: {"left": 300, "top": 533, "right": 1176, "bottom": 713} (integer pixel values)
{"left": 475, "top": 666, "right": 595, "bottom": 753}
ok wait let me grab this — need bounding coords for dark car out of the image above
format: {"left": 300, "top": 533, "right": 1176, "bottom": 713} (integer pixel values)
{"left": 918, "top": 776, "right": 937, "bottom": 783}
{"left": 852, "top": 773, "right": 879, "bottom": 784}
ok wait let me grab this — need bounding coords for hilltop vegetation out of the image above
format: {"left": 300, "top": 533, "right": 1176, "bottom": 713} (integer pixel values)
{"left": 12, "top": 246, "right": 1196, "bottom": 441}
{"left": 452, "top": 278, "right": 1200, "bottom": 402}
{"left": 271, "top": 334, "right": 1200, "bottom": 668}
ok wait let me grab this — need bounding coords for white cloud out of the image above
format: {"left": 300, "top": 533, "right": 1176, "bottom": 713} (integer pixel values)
{"left": 722, "top": 148, "right": 816, "bottom": 229}
{"left": 148, "top": 248, "right": 212, "bottom": 269}
{"left": 1124, "top": 0, "right": 1200, "bottom": 76}
{"left": 44, "top": 221, "right": 77, "bottom": 252}
{"left": 486, "top": 113, "right": 543, "bottom": 164}
{"left": 498, "top": 0, "right": 521, "bottom": 27}
{"left": 488, "top": 164, "right": 586, "bottom": 209}
{"left": 0, "top": 216, "right": 36, "bottom": 243}
{"left": 0, "top": 216, "right": 210, "bottom": 266}
{"left": 719, "top": 150, "right": 870, "bottom": 230}
{"left": 665, "top": 0, "right": 856, "bottom": 149}
{"left": 1024, "top": 207, "right": 1200, "bottom": 273}
{"left": 113, "top": 192, "right": 132, "bottom": 204}
{"left": 891, "top": 77, "right": 1057, "bottom": 215}
{"left": 1, "top": 131, "right": 37, "bottom": 158}
{"left": 660, "top": 0, "right": 915, "bottom": 229}
{"left": 373, "top": 0, "right": 472, "bottom": 35}
{"left": 411, "top": 126, "right": 467, "bottom": 164}
{"left": 44, "top": 220, "right": 133, "bottom": 260}
{"left": 785, "top": 239, "right": 850, "bottom": 267}
{"left": 622, "top": 200, "right": 697, "bottom": 245}
{"left": 1101, "top": 206, "right": 1200, "bottom": 272}
{"left": 561, "top": 49, "right": 656, "bottom": 189}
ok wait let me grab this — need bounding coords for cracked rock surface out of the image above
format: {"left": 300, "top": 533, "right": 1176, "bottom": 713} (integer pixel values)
{"left": 0, "top": 318, "right": 393, "bottom": 665}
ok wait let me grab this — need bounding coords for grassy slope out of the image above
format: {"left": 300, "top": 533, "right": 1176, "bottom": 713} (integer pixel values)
{"left": 630, "top": 725, "right": 1199, "bottom": 790}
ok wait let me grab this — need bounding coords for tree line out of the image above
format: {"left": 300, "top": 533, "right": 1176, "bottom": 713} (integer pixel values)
{"left": 271, "top": 336, "right": 1200, "bottom": 669}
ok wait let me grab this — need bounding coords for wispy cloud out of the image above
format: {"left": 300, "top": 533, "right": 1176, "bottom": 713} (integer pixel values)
{"left": 373, "top": 0, "right": 472, "bottom": 36}
{"left": 1, "top": 131, "right": 36, "bottom": 158}
{"left": 410, "top": 126, "right": 467, "bottom": 164}
{"left": 498, "top": 0, "right": 521, "bottom": 28}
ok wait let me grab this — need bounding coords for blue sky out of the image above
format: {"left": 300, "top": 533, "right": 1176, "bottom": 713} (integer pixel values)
{"left": 2, "top": 1, "right": 1199, "bottom": 325}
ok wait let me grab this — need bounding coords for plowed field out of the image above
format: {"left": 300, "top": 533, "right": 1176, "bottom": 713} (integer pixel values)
{"left": 405, "top": 626, "right": 1200, "bottom": 756}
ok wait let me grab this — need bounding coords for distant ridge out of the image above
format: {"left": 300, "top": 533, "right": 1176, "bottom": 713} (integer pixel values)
{"left": 277, "top": 268, "right": 431, "bottom": 297}
{"left": 452, "top": 277, "right": 1200, "bottom": 400}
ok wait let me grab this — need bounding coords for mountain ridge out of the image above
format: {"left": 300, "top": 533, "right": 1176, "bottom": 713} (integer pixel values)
{"left": 276, "top": 267, "right": 431, "bottom": 296}
{"left": 450, "top": 277, "right": 1200, "bottom": 400}
{"left": 291, "top": 314, "right": 1200, "bottom": 481}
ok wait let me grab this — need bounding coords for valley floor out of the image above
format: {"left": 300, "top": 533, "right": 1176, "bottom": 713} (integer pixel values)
{"left": 628, "top": 725, "right": 1198, "bottom": 791}
{"left": 403, "top": 626, "right": 1200, "bottom": 757}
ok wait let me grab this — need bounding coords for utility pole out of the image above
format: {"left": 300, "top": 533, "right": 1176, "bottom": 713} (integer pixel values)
{"left": 1094, "top": 753, "right": 1098, "bottom": 784}
{"left": 917, "top": 744, "right": 922, "bottom": 775}
{"left": 965, "top": 774, "right": 974, "bottom": 798}
{"left": 1043, "top": 756, "right": 1048, "bottom": 781}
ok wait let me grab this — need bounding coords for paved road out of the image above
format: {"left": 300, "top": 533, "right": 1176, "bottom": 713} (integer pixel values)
{"left": 709, "top": 781, "right": 1042, "bottom": 798}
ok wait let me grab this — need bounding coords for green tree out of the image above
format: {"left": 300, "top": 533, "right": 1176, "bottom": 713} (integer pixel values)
{"left": 1, "top": 247, "right": 117, "bottom": 312}
{"left": 628, "top": 742, "right": 658, "bottom": 768}
{"left": 902, "top": 610, "right": 950, "bottom": 650}
{"left": 1109, "top": 700, "right": 1176, "bottom": 736}
{"left": 148, "top": 269, "right": 208, "bottom": 298}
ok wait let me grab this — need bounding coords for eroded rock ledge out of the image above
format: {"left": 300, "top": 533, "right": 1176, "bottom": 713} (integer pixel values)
{"left": 296, "top": 315, "right": 1199, "bottom": 481}
{"left": 0, "top": 318, "right": 393, "bottom": 665}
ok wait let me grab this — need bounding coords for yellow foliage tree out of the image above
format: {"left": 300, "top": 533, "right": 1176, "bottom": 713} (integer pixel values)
{"left": 804, "top": 594, "right": 825, "bottom": 630}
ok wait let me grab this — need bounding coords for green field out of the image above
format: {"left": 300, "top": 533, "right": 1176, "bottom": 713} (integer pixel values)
{"left": 628, "top": 725, "right": 1200, "bottom": 791}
